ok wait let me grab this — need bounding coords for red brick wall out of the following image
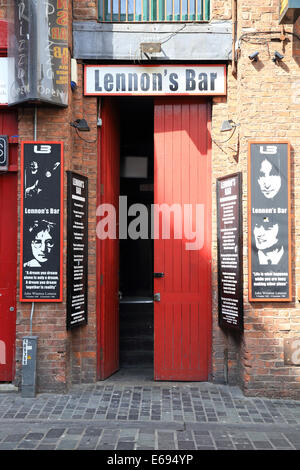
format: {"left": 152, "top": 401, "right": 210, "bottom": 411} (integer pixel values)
{"left": 14, "top": 1, "right": 99, "bottom": 392}
{"left": 8, "top": 0, "right": 300, "bottom": 398}
{"left": 73, "top": 1, "right": 97, "bottom": 20}
{"left": 211, "top": 0, "right": 300, "bottom": 399}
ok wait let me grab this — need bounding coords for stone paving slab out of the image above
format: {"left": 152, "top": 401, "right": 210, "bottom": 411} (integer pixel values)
{"left": 0, "top": 419, "right": 299, "bottom": 450}
{"left": 0, "top": 370, "right": 299, "bottom": 450}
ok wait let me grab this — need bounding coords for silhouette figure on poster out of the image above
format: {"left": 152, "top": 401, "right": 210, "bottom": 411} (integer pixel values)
{"left": 25, "top": 160, "right": 60, "bottom": 199}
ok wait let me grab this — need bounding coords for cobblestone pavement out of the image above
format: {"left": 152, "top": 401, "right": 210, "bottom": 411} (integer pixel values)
{"left": 0, "top": 369, "right": 300, "bottom": 451}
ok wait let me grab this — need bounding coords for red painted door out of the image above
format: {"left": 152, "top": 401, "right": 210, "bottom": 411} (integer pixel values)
{"left": 0, "top": 110, "right": 18, "bottom": 381}
{"left": 97, "top": 98, "right": 120, "bottom": 379}
{"left": 154, "top": 98, "right": 212, "bottom": 381}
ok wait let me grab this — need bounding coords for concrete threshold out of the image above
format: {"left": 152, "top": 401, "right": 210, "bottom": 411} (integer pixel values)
{"left": 0, "top": 384, "right": 19, "bottom": 393}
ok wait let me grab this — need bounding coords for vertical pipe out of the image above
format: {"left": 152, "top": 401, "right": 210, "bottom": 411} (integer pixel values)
{"left": 30, "top": 303, "right": 35, "bottom": 336}
{"left": 34, "top": 106, "right": 37, "bottom": 141}
{"left": 30, "top": 105, "right": 38, "bottom": 335}
{"left": 232, "top": 0, "right": 237, "bottom": 75}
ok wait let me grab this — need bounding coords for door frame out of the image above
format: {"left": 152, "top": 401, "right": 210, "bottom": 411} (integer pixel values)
{"left": 96, "top": 96, "right": 213, "bottom": 381}
{"left": 0, "top": 20, "right": 18, "bottom": 382}
{"left": 0, "top": 110, "right": 18, "bottom": 382}
{"left": 96, "top": 97, "right": 120, "bottom": 380}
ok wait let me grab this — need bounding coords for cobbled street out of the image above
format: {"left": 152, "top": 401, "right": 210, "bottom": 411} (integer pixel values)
{"left": 0, "top": 369, "right": 299, "bottom": 451}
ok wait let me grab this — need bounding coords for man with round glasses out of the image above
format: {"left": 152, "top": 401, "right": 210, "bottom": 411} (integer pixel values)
{"left": 24, "top": 220, "right": 55, "bottom": 267}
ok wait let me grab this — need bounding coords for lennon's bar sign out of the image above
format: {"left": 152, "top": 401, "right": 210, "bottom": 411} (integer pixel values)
{"left": 20, "top": 142, "right": 63, "bottom": 302}
{"left": 217, "top": 173, "right": 244, "bottom": 331}
{"left": 248, "top": 142, "right": 291, "bottom": 302}
{"left": 84, "top": 65, "right": 226, "bottom": 96}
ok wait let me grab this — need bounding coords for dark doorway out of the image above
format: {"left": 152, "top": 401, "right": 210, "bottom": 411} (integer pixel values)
{"left": 119, "top": 97, "right": 154, "bottom": 369}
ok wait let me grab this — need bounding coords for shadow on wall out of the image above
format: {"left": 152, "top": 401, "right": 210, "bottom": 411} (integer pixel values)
{"left": 293, "top": 16, "right": 300, "bottom": 65}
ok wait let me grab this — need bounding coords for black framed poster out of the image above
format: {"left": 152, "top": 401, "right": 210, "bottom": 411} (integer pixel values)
{"left": 20, "top": 142, "right": 63, "bottom": 302}
{"left": 66, "top": 172, "right": 88, "bottom": 329}
{"left": 248, "top": 141, "right": 291, "bottom": 301}
{"left": 217, "top": 172, "right": 244, "bottom": 331}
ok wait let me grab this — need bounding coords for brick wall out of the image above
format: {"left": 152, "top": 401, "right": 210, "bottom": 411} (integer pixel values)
{"left": 8, "top": 0, "right": 300, "bottom": 398}
{"left": 14, "top": 1, "right": 99, "bottom": 392}
{"left": 211, "top": 62, "right": 241, "bottom": 388}
{"left": 237, "top": 2, "right": 300, "bottom": 399}
{"left": 73, "top": 0, "right": 97, "bottom": 20}
{"left": 211, "top": 0, "right": 300, "bottom": 399}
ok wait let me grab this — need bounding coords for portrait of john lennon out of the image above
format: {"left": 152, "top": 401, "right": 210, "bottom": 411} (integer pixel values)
{"left": 23, "top": 219, "right": 56, "bottom": 268}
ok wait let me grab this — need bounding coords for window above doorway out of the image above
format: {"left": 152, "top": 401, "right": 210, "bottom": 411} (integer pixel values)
{"left": 98, "top": 0, "right": 210, "bottom": 22}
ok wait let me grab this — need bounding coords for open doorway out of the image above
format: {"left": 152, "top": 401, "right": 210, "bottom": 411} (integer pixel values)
{"left": 98, "top": 96, "right": 212, "bottom": 381}
{"left": 119, "top": 97, "right": 154, "bottom": 369}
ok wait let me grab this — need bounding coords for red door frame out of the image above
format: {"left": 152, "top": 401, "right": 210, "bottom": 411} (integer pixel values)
{"left": 0, "top": 165, "right": 18, "bottom": 381}
{"left": 0, "top": 20, "right": 18, "bottom": 382}
{"left": 96, "top": 97, "right": 120, "bottom": 380}
{"left": 96, "top": 96, "right": 212, "bottom": 381}
{"left": 0, "top": 110, "right": 18, "bottom": 381}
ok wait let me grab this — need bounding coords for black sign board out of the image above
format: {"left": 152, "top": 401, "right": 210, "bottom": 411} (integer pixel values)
{"left": 66, "top": 172, "right": 88, "bottom": 329}
{"left": 0, "top": 136, "right": 8, "bottom": 171}
{"left": 248, "top": 142, "right": 291, "bottom": 301}
{"left": 217, "top": 173, "right": 244, "bottom": 331}
{"left": 8, "top": 0, "right": 68, "bottom": 107}
{"left": 20, "top": 142, "right": 63, "bottom": 302}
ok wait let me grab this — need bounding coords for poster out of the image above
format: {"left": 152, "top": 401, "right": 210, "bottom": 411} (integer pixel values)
{"left": 248, "top": 142, "right": 291, "bottom": 301}
{"left": 20, "top": 142, "right": 63, "bottom": 301}
{"left": 66, "top": 172, "right": 88, "bottom": 329}
{"left": 217, "top": 173, "right": 244, "bottom": 330}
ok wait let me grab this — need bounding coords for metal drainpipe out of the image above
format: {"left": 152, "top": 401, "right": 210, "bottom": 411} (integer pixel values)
{"left": 232, "top": 0, "right": 237, "bottom": 75}
{"left": 34, "top": 105, "right": 37, "bottom": 141}
{"left": 30, "top": 106, "right": 38, "bottom": 335}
